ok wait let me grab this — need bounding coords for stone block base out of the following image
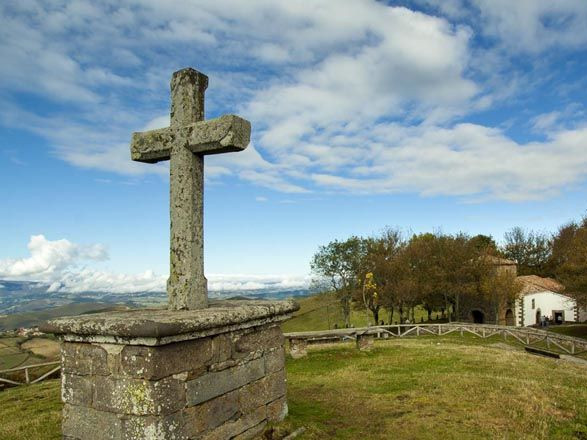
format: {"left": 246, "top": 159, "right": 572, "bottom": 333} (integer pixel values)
{"left": 42, "top": 300, "right": 298, "bottom": 440}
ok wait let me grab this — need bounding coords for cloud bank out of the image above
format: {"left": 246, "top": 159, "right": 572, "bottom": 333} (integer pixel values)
{"left": 0, "top": 236, "right": 308, "bottom": 294}
{"left": 1, "top": 1, "right": 587, "bottom": 201}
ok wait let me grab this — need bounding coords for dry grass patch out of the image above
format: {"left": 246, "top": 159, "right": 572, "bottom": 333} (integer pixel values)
{"left": 280, "top": 338, "right": 587, "bottom": 440}
{"left": 20, "top": 337, "right": 60, "bottom": 359}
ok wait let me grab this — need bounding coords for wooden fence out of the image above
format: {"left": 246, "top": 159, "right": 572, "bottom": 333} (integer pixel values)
{"left": 0, "top": 361, "right": 61, "bottom": 388}
{"left": 284, "top": 323, "right": 587, "bottom": 356}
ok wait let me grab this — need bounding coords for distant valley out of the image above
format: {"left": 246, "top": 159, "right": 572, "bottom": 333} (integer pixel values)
{"left": 0, "top": 279, "right": 310, "bottom": 331}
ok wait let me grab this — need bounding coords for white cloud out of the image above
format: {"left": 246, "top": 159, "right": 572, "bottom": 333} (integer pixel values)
{"left": 312, "top": 123, "right": 587, "bottom": 201}
{"left": 1, "top": 0, "right": 587, "bottom": 202}
{"left": 419, "top": 0, "right": 587, "bottom": 53}
{"left": 472, "top": 0, "right": 587, "bottom": 54}
{"left": 255, "top": 196, "right": 267, "bottom": 202}
{"left": 0, "top": 235, "right": 165, "bottom": 293}
{"left": 0, "top": 235, "right": 307, "bottom": 294}
{"left": 0, "top": 235, "right": 107, "bottom": 279}
{"left": 207, "top": 273, "right": 309, "bottom": 291}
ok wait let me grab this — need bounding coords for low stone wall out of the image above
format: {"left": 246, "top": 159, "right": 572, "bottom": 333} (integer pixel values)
{"left": 61, "top": 323, "right": 286, "bottom": 440}
{"left": 42, "top": 300, "right": 298, "bottom": 440}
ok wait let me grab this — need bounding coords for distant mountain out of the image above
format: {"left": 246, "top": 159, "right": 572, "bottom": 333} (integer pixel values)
{"left": 0, "top": 279, "right": 310, "bottom": 328}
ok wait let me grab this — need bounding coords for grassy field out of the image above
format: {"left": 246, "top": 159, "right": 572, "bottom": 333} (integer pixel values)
{"left": 0, "top": 379, "right": 61, "bottom": 440}
{"left": 0, "top": 336, "right": 60, "bottom": 371}
{"left": 548, "top": 325, "right": 587, "bottom": 341}
{"left": 278, "top": 337, "right": 587, "bottom": 440}
{"left": 282, "top": 292, "right": 434, "bottom": 333}
{"left": 1, "top": 335, "right": 585, "bottom": 440}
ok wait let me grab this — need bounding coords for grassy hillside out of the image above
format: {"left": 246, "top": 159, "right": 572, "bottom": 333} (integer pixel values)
{"left": 281, "top": 337, "right": 587, "bottom": 439}
{"left": 0, "top": 337, "right": 51, "bottom": 370}
{"left": 2, "top": 335, "right": 586, "bottom": 440}
{"left": 282, "top": 292, "right": 432, "bottom": 333}
{"left": 548, "top": 324, "right": 587, "bottom": 341}
{"left": 0, "top": 380, "right": 61, "bottom": 439}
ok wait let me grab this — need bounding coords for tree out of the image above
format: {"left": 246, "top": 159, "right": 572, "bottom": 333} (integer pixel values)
{"left": 502, "top": 227, "right": 551, "bottom": 276}
{"left": 480, "top": 269, "right": 523, "bottom": 325}
{"left": 358, "top": 228, "right": 405, "bottom": 324}
{"left": 310, "top": 236, "right": 367, "bottom": 327}
{"left": 550, "top": 218, "right": 587, "bottom": 307}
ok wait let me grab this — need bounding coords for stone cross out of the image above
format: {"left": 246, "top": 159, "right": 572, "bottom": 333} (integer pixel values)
{"left": 130, "top": 68, "right": 251, "bottom": 310}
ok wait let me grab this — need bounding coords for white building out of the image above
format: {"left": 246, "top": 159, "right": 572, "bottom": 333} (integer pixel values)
{"left": 515, "top": 275, "right": 578, "bottom": 327}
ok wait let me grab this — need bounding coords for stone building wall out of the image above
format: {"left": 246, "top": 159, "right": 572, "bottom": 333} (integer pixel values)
{"left": 60, "top": 323, "right": 287, "bottom": 440}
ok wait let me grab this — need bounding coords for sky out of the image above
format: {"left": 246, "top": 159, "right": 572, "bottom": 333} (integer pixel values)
{"left": 1, "top": 0, "right": 587, "bottom": 293}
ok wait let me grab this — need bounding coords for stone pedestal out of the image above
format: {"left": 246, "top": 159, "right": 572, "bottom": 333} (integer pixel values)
{"left": 41, "top": 300, "right": 298, "bottom": 440}
{"left": 356, "top": 333, "right": 374, "bottom": 351}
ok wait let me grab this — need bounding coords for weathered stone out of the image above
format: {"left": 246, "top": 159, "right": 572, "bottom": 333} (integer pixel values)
{"left": 42, "top": 300, "right": 298, "bottom": 346}
{"left": 62, "top": 404, "right": 123, "bottom": 440}
{"left": 120, "top": 337, "right": 212, "bottom": 379}
{"left": 63, "top": 405, "right": 188, "bottom": 440}
{"left": 267, "top": 396, "right": 288, "bottom": 422}
{"left": 233, "top": 421, "right": 267, "bottom": 440}
{"left": 200, "top": 406, "right": 266, "bottom": 440}
{"left": 356, "top": 333, "right": 374, "bottom": 351}
{"left": 289, "top": 338, "right": 308, "bottom": 359}
{"left": 186, "top": 357, "right": 265, "bottom": 406}
{"left": 121, "top": 412, "right": 187, "bottom": 440}
{"left": 62, "top": 342, "right": 109, "bottom": 375}
{"left": 184, "top": 391, "right": 239, "bottom": 437}
{"left": 127, "top": 67, "right": 251, "bottom": 311}
{"left": 235, "top": 325, "right": 283, "bottom": 355}
{"left": 62, "top": 374, "right": 93, "bottom": 407}
{"left": 238, "top": 369, "right": 286, "bottom": 413}
{"left": 210, "top": 333, "right": 233, "bottom": 363}
{"left": 93, "top": 376, "right": 185, "bottom": 416}
{"left": 264, "top": 347, "right": 285, "bottom": 374}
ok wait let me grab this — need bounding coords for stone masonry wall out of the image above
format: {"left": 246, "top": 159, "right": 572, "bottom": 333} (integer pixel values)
{"left": 60, "top": 324, "right": 287, "bottom": 440}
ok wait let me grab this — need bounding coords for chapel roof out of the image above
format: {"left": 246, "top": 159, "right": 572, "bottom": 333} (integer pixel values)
{"left": 517, "top": 275, "right": 564, "bottom": 295}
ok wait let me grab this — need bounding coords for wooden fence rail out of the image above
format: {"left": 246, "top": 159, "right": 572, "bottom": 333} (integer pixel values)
{"left": 0, "top": 361, "right": 61, "bottom": 387}
{"left": 284, "top": 323, "right": 587, "bottom": 357}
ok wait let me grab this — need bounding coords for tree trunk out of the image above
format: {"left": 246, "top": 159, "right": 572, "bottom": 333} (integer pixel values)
{"left": 341, "top": 296, "right": 351, "bottom": 327}
{"left": 372, "top": 306, "right": 379, "bottom": 325}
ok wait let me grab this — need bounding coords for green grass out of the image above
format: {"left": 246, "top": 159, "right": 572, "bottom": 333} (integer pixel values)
{"left": 2, "top": 336, "right": 586, "bottom": 440}
{"left": 0, "top": 336, "right": 57, "bottom": 370}
{"left": 0, "top": 379, "right": 61, "bottom": 440}
{"left": 548, "top": 324, "right": 587, "bottom": 341}
{"left": 283, "top": 292, "right": 434, "bottom": 333}
{"left": 278, "top": 337, "right": 587, "bottom": 440}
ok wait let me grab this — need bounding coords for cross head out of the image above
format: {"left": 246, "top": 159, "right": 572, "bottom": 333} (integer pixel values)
{"left": 130, "top": 68, "right": 251, "bottom": 310}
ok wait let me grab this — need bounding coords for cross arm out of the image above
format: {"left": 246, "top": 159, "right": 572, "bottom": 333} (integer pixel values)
{"left": 131, "top": 127, "right": 174, "bottom": 163}
{"left": 130, "top": 114, "right": 251, "bottom": 163}
{"left": 185, "top": 114, "right": 251, "bottom": 155}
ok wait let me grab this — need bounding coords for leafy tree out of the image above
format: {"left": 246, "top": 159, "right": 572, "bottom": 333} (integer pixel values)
{"left": 480, "top": 269, "right": 523, "bottom": 325}
{"left": 470, "top": 234, "right": 498, "bottom": 254}
{"left": 310, "top": 236, "right": 367, "bottom": 327}
{"left": 502, "top": 227, "right": 551, "bottom": 276}
{"left": 551, "top": 218, "right": 587, "bottom": 307}
{"left": 358, "top": 228, "right": 405, "bottom": 324}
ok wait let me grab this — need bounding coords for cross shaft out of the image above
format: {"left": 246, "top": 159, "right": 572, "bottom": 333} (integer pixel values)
{"left": 130, "top": 68, "right": 250, "bottom": 310}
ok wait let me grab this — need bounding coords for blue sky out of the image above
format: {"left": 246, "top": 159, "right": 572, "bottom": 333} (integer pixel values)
{"left": 1, "top": 0, "right": 587, "bottom": 293}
